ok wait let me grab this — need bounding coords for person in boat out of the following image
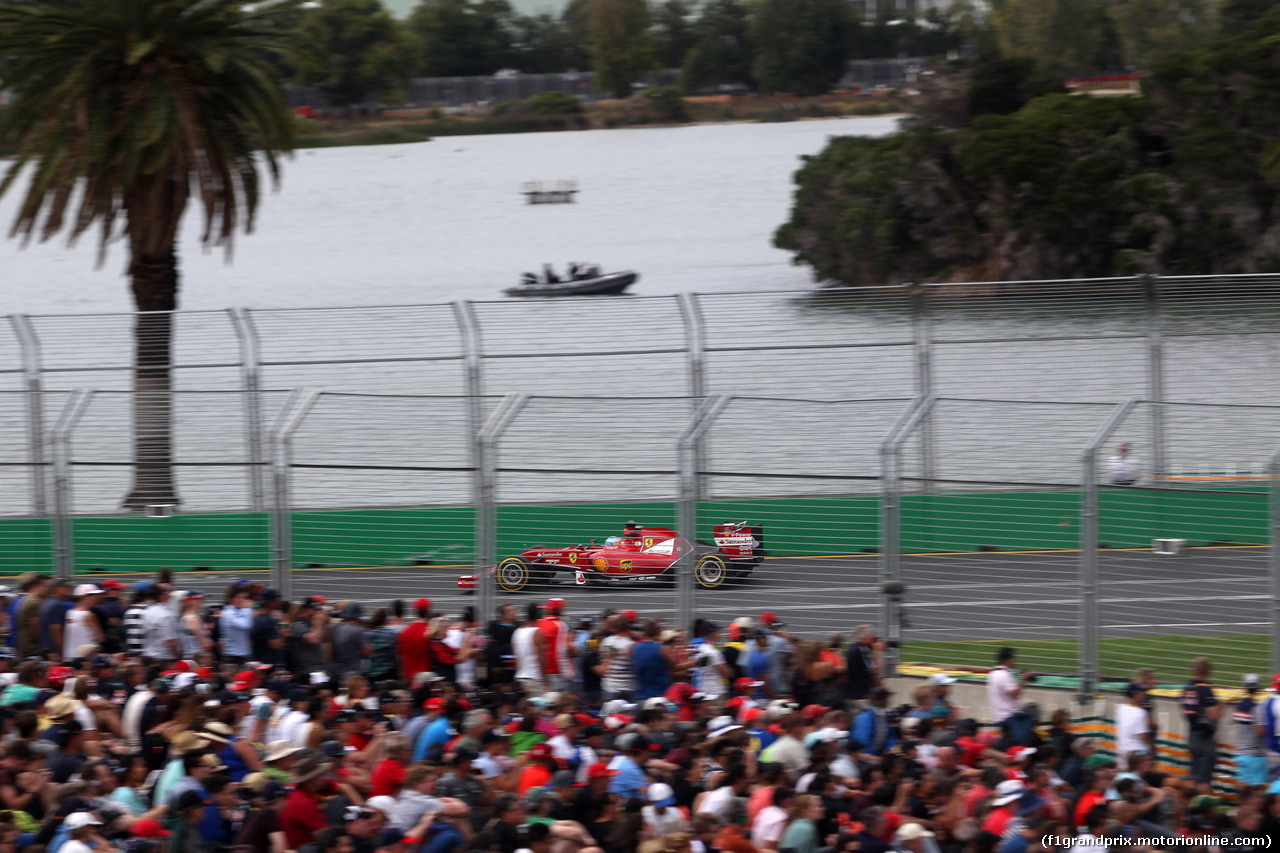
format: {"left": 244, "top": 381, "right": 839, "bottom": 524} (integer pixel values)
{"left": 568, "top": 262, "right": 581, "bottom": 280}
{"left": 521, "top": 272, "right": 538, "bottom": 285}
{"left": 543, "top": 263, "right": 560, "bottom": 283}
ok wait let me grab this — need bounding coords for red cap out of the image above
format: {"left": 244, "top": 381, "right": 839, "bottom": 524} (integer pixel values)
{"left": 233, "top": 671, "right": 256, "bottom": 690}
{"left": 528, "top": 743, "right": 552, "bottom": 760}
{"left": 761, "top": 611, "right": 779, "bottom": 625}
{"left": 506, "top": 720, "right": 521, "bottom": 734}
{"left": 802, "top": 704, "right": 830, "bottom": 722}
{"left": 668, "top": 682, "right": 694, "bottom": 703}
{"left": 733, "top": 677, "right": 758, "bottom": 692}
{"left": 196, "top": 667, "right": 213, "bottom": 680}
{"left": 46, "top": 666, "right": 75, "bottom": 686}
{"left": 415, "top": 597, "right": 431, "bottom": 611}
{"left": 1271, "top": 673, "right": 1280, "bottom": 691}
{"left": 587, "top": 762, "right": 618, "bottom": 780}
{"left": 546, "top": 598, "right": 566, "bottom": 612}
{"left": 743, "top": 707, "right": 765, "bottom": 725}
{"left": 175, "top": 660, "right": 192, "bottom": 673}
{"left": 724, "top": 697, "right": 745, "bottom": 717}
{"left": 101, "top": 579, "right": 126, "bottom": 590}
{"left": 1007, "top": 746, "right": 1037, "bottom": 762}
{"left": 622, "top": 609, "right": 638, "bottom": 622}
{"left": 131, "top": 818, "right": 172, "bottom": 838}
{"left": 424, "top": 697, "right": 446, "bottom": 712}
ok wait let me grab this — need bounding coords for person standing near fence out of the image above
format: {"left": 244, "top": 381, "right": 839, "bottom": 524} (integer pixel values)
{"left": 989, "top": 647, "right": 1023, "bottom": 723}
{"left": 1108, "top": 443, "right": 1139, "bottom": 485}
{"left": 1182, "top": 657, "right": 1221, "bottom": 784}
{"left": 1235, "top": 674, "right": 1268, "bottom": 787}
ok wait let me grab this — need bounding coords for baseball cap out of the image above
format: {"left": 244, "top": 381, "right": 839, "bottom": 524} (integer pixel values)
{"left": 186, "top": 590, "right": 206, "bottom": 599}
{"left": 1006, "top": 746, "right": 1036, "bottom": 762}
{"left": 896, "top": 824, "right": 936, "bottom": 842}
{"left": 100, "top": 579, "right": 126, "bottom": 590}
{"left": 707, "top": 716, "right": 741, "bottom": 738}
{"left": 528, "top": 743, "right": 553, "bottom": 761}
{"left": 761, "top": 611, "right": 784, "bottom": 626}
{"left": 734, "top": 677, "right": 761, "bottom": 692}
{"left": 334, "top": 708, "right": 360, "bottom": 724}
{"left": 65, "top": 812, "right": 103, "bottom": 831}
{"left": 260, "top": 588, "right": 280, "bottom": 601}
{"left": 73, "top": 583, "right": 102, "bottom": 597}
{"left": 1084, "top": 753, "right": 1116, "bottom": 770}
{"left": 415, "top": 597, "right": 431, "bottom": 611}
{"left": 647, "top": 782, "right": 677, "bottom": 808}
{"left": 131, "top": 818, "right": 172, "bottom": 838}
{"left": 992, "top": 780, "right": 1024, "bottom": 806}
{"left": 927, "top": 673, "right": 957, "bottom": 686}
{"left": 587, "top": 762, "right": 618, "bottom": 780}
{"left": 365, "top": 795, "right": 398, "bottom": 817}
{"left": 1245, "top": 674, "right": 1259, "bottom": 688}
{"left": 423, "top": 697, "right": 446, "bottom": 712}
{"left": 302, "top": 596, "right": 327, "bottom": 608}
{"left": 546, "top": 597, "right": 566, "bottom": 611}
{"left": 622, "top": 609, "right": 638, "bottom": 622}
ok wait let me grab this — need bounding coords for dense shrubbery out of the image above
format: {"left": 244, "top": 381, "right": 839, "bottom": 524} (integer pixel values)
{"left": 527, "top": 90, "right": 585, "bottom": 114}
{"left": 776, "top": 14, "right": 1280, "bottom": 285}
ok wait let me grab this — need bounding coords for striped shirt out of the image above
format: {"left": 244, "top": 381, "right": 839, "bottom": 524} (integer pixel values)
{"left": 601, "top": 634, "right": 635, "bottom": 694}
{"left": 1236, "top": 697, "right": 1264, "bottom": 756}
{"left": 123, "top": 605, "right": 147, "bottom": 657}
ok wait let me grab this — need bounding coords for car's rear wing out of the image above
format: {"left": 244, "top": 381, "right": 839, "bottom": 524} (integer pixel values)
{"left": 712, "top": 522, "right": 763, "bottom": 558}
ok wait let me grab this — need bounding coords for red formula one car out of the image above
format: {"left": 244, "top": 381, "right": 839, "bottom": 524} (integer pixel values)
{"left": 458, "top": 521, "right": 764, "bottom": 593}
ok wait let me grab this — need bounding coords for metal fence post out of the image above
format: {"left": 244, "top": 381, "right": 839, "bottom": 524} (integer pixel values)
{"left": 1143, "top": 276, "right": 1166, "bottom": 481}
{"left": 11, "top": 315, "right": 48, "bottom": 515}
{"left": 910, "top": 285, "right": 936, "bottom": 494}
{"left": 677, "top": 395, "right": 729, "bottom": 633}
{"left": 879, "top": 395, "right": 933, "bottom": 677}
{"left": 270, "top": 389, "right": 320, "bottom": 601}
{"left": 52, "top": 390, "right": 94, "bottom": 578}
{"left": 229, "top": 309, "right": 266, "bottom": 511}
{"left": 678, "top": 294, "right": 709, "bottom": 526}
{"left": 476, "top": 393, "right": 529, "bottom": 627}
{"left": 1080, "top": 397, "right": 1140, "bottom": 696}
{"left": 1270, "top": 445, "right": 1280, "bottom": 674}
{"left": 453, "top": 300, "right": 485, "bottom": 441}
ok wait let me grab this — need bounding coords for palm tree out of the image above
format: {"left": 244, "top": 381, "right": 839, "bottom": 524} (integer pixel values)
{"left": 0, "top": 0, "right": 297, "bottom": 509}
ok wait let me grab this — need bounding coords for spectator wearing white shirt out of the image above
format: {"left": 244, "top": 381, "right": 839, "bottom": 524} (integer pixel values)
{"left": 1108, "top": 443, "right": 1139, "bottom": 485}
{"left": 988, "top": 647, "right": 1022, "bottom": 723}
{"left": 751, "top": 786, "right": 794, "bottom": 851}
{"left": 220, "top": 589, "right": 255, "bottom": 664}
{"left": 141, "top": 586, "right": 180, "bottom": 661}
{"left": 1114, "top": 688, "right": 1151, "bottom": 768}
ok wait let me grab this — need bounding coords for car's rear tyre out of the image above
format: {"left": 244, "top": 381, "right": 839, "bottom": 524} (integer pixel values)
{"left": 695, "top": 554, "right": 728, "bottom": 589}
{"left": 497, "top": 557, "right": 532, "bottom": 592}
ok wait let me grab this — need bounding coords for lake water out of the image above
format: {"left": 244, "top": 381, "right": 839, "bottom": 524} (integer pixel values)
{"left": 0, "top": 116, "right": 900, "bottom": 314}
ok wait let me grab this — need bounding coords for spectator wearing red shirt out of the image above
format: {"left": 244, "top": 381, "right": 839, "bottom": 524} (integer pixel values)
{"left": 981, "top": 780, "right": 1025, "bottom": 837}
{"left": 537, "top": 598, "right": 573, "bottom": 693}
{"left": 281, "top": 756, "right": 334, "bottom": 850}
{"left": 397, "top": 599, "right": 432, "bottom": 681}
{"left": 516, "top": 743, "right": 557, "bottom": 795}
{"left": 370, "top": 732, "right": 410, "bottom": 797}
{"left": 1072, "top": 755, "right": 1117, "bottom": 830}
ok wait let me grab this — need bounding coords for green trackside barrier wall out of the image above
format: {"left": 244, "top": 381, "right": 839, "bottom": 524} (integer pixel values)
{"left": 0, "top": 488, "right": 1264, "bottom": 575}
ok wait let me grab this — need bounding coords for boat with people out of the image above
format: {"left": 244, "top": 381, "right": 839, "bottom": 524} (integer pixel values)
{"left": 505, "top": 263, "right": 638, "bottom": 297}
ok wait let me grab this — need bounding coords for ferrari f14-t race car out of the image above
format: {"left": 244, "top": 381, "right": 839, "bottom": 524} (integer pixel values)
{"left": 458, "top": 521, "right": 764, "bottom": 593}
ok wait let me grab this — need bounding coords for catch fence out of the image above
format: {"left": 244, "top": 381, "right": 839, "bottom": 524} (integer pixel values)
{"left": 4, "top": 275, "right": 1280, "bottom": 689}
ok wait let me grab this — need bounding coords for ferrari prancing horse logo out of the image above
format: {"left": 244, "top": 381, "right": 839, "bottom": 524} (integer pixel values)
{"left": 643, "top": 538, "right": 654, "bottom": 548}
{"left": 620, "top": 559, "right": 634, "bottom": 573}
{"left": 569, "top": 552, "right": 577, "bottom": 564}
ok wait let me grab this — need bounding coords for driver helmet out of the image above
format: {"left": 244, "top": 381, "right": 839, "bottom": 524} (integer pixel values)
{"left": 604, "top": 537, "right": 621, "bottom": 547}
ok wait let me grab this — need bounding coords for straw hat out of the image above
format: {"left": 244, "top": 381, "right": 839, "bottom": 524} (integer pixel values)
{"left": 43, "top": 694, "right": 81, "bottom": 720}
{"left": 265, "top": 740, "right": 302, "bottom": 763}
{"left": 197, "top": 722, "right": 235, "bottom": 746}
{"left": 169, "top": 730, "right": 204, "bottom": 755}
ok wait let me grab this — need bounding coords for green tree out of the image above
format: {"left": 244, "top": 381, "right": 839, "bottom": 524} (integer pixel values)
{"left": 294, "top": 0, "right": 416, "bottom": 106}
{"left": 652, "top": 0, "right": 698, "bottom": 68}
{"left": 0, "top": 0, "right": 296, "bottom": 508}
{"left": 750, "top": 0, "right": 854, "bottom": 96}
{"left": 1105, "top": 0, "right": 1213, "bottom": 66}
{"left": 590, "top": 0, "right": 656, "bottom": 98}
{"left": 509, "top": 11, "right": 591, "bottom": 72}
{"left": 408, "top": 0, "right": 515, "bottom": 77}
{"left": 988, "top": 0, "right": 1123, "bottom": 74}
{"left": 680, "top": 0, "right": 753, "bottom": 91}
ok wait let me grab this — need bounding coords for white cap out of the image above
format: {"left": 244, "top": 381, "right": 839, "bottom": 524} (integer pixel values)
{"left": 647, "top": 782, "right": 676, "bottom": 806}
{"left": 65, "top": 812, "right": 102, "bottom": 830}
{"left": 365, "top": 795, "right": 398, "bottom": 816}
{"left": 927, "top": 673, "right": 957, "bottom": 686}
{"left": 992, "top": 779, "right": 1025, "bottom": 806}
{"left": 896, "top": 824, "right": 936, "bottom": 842}
{"left": 707, "top": 715, "right": 742, "bottom": 738}
{"left": 310, "top": 671, "right": 331, "bottom": 685}
{"left": 73, "top": 584, "right": 102, "bottom": 597}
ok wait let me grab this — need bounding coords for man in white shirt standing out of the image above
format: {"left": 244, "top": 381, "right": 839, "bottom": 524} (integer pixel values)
{"left": 141, "top": 586, "right": 180, "bottom": 662}
{"left": 1114, "top": 686, "right": 1151, "bottom": 767}
{"left": 751, "top": 786, "right": 794, "bottom": 851}
{"left": 1108, "top": 443, "right": 1139, "bottom": 485}
{"left": 988, "top": 647, "right": 1022, "bottom": 724}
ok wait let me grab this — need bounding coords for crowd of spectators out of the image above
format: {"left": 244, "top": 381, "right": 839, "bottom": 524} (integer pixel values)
{"left": 0, "top": 570, "right": 1272, "bottom": 853}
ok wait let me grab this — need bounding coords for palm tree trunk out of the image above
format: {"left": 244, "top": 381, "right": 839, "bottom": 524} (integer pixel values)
{"left": 123, "top": 246, "right": 180, "bottom": 510}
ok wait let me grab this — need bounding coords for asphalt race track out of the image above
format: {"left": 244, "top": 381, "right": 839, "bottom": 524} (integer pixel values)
{"left": 138, "top": 545, "right": 1268, "bottom": 642}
